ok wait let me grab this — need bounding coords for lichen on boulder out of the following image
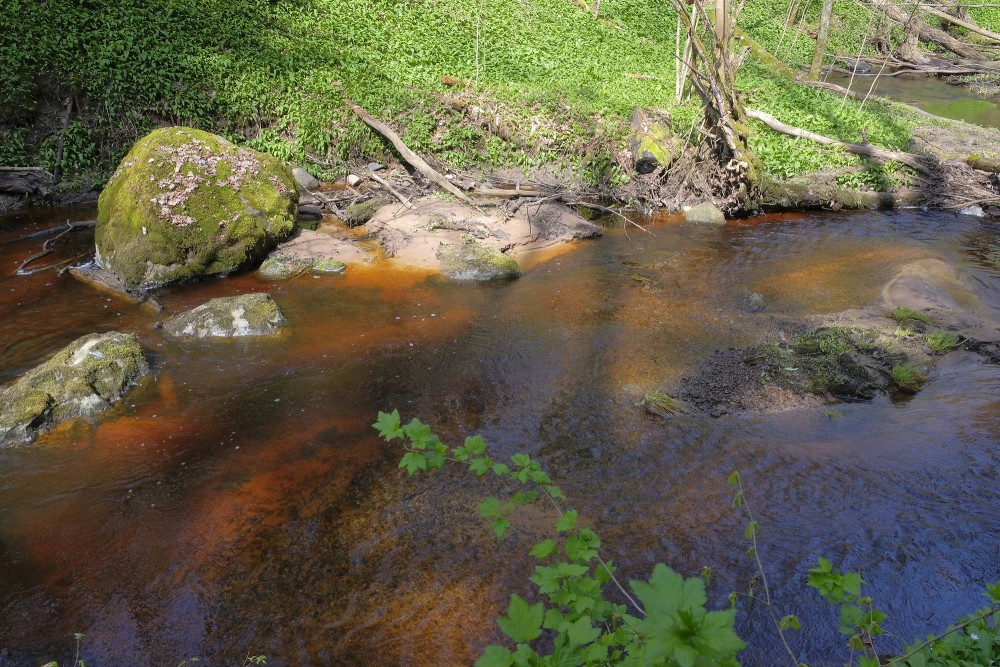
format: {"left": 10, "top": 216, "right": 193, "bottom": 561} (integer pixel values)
{"left": 164, "top": 293, "right": 286, "bottom": 338}
{"left": 436, "top": 236, "right": 521, "bottom": 281}
{"left": 96, "top": 126, "right": 298, "bottom": 289}
{"left": 0, "top": 332, "right": 150, "bottom": 445}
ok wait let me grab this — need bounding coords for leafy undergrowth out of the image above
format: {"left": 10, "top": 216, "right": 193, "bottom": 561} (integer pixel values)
{"left": 2, "top": 0, "right": 996, "bottom": 193}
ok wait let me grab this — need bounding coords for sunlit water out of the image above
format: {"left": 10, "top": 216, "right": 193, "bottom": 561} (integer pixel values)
{"left": 0, "top": 205, "right": 998, "bottom": 666}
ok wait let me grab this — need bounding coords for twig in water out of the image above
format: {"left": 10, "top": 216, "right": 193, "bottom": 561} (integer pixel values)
{"left": 15, "top": 221, "right": 80, "bottom": 275}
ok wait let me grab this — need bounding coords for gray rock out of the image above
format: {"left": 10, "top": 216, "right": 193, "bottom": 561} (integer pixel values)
{"left": 684, "top": 202, "right": 726, "bottom": 225}
{"left": 164, "top": 293, "right": 286, "bottom": 338}
{"left": 292, "top": 167, "right": 320, "bottom": 191}
{"left": 346, "top": 174, "right": 363, "bottom": 187}
{"left": 0, "top": 332, "right": 150, "bottom": 445}
{"left": 960, "top": 205, "right": 985, "bottom": 217}
{"left": 436, "top": 236, "right": 521, "bottom": 281}
{"left": 367, "top": 162, "right": 385, "bottom": 172}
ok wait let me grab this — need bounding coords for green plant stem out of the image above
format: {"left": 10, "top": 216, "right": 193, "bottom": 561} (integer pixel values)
{"left": 540, "top": 490, "right": 646, "bottom": 618}
{"left": 883, "top": 604, "right": 1000, "bottom": 666}
{"left": 737, "top": 477, "right": 800, "bottom": 667}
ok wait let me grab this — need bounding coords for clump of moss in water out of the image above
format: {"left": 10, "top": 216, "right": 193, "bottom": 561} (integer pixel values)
{"left": 925, "top": 331, "right": 960, "bottom": 354}
{"left": 643, "top": 392, "right": 680, "bottom": 418}
{"left": 891, "top": 363, "right": 926, "bottom": 392}
{"left": 889, "top": 306, "right": 933, "bottom": 326}
{"left": 763, "top": 327, "right": 892, "bottom": 400}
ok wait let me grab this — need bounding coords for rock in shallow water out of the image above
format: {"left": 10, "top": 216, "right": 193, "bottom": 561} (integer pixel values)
{"left": 684, "top": 202, "right": 726, "bottom": 225}
{"left": 436, "top": 236, "right": 521, "bottom": 281}
{"left": 95, "top": 126, "right": 297, "bottom": 289}
{"left": 0, "top": 332, "right": 150, "bottom": 445}
{"left": 164, "top": 293, "right": 286, "bottom": 338}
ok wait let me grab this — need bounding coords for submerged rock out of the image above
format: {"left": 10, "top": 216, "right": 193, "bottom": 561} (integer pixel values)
{"left": 684, "top": 202, "right": 726, "bottom": 225}
{"left": 164, "top": 293, "right": 286, "bottom": 338}
{"left": 436, "top": 236, "right": 521, "bottom": 281}
{"left": 96, "top": 127, "right": 297, "bottom": 289}
{"left": 343, "top": 197, "right": 392, "bottom": 227}
{"left": 0, "top": 332, "right": 150, "bottom": 445}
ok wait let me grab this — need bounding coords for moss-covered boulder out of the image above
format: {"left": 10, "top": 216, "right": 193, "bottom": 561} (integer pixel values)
{"left": 0, "top": 332, "right": 150, "bottom": 445}
{"left": 96, "top": 127, "right": 297, "bottom": 289}
{"left": 436, "top": 236, "right": 521, "bottom": 281}
{"left": 164, "top": 293, "right": 286, "bottom": 338}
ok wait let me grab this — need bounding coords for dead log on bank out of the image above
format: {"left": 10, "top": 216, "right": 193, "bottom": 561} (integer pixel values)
{"left": 745, "top": 107, "right": 932, "bottom": 174}
{"left": 868, "top": 0, "right": 987, "bottom": 61}
{"left": 344, "top": 99, "right": 473, "bottom": 205}
{"left": 0, "top": 167, "right": 54, "bottom": 196}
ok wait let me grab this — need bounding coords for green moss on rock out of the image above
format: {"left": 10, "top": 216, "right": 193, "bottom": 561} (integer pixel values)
{"left": 96, "top": 127, "right": 297, "bottom": 289}
{"left": 164, "top": 293, "right": 286, "bottom": 338}
{"left": 343, "top": 197, "right": 392, "bottom": 227}
{"left": 436, "top": 236, "right": 521, "bottom": 281}
{"left": 0, "top": 332, "right": 150, "bottom": 445}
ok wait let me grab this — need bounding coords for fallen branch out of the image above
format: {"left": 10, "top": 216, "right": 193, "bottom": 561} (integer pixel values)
{"left": 745, "top": 107, "right": 932, "bottom": 174}
{"left": 2, "top": 219, "right": 95, "bottom": 245}
{"left": 16, "top": 222, "right": 79, "bottom": 275}
{"left": 562, "top": 199, "right": 653, "bottom": 235}
{"left": 367, "top": 170, "right": 415, "bottom": 209}
{"left": 919, "top": 5, "right": 1000, "bottom": 43}
{"left": 343, "top": 98, "right": 473, "bottom": 204}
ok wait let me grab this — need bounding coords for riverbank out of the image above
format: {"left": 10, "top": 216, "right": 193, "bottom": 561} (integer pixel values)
{"left": 6, "top": 0, "right": 1000, "bottom": 216}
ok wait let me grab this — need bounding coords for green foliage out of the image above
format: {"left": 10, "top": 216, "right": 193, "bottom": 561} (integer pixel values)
{"left": 380, "top": 412, "right": 1000, "bottom": 667}
{"left": 375, "top": 410, "right": 744, "bottom": 667}
{"left": 889, "top": 307, "right": 933, "bottom": 325}
{"left": 891, "top": 363, "right": 925, "bottom": 393}
{"left": 925, "top": 332, "right": 960, "bottom": 355}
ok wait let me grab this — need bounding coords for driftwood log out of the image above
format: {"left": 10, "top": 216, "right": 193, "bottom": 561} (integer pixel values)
{"left": 0, "top": 167, "right": 54, "bottom": 196}
{"left": 745, "top": 107, "right": 932, "bottom": 174}
{"left": 344, "top": 98, "right": 473, "bottom": 204}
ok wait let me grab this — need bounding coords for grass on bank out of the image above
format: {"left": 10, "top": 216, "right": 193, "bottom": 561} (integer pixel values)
{"left": 0, "top": 0, "right": 990, "bottom": 191}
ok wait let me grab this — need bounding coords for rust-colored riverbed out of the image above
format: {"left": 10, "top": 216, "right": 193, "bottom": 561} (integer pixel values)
{"left": 1, "top": 205, "right": 998, "bottom": 666}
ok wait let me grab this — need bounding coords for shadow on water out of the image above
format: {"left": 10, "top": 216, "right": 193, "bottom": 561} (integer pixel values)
{"left": 0, "top": 207, "right": 999, "bottom": 665}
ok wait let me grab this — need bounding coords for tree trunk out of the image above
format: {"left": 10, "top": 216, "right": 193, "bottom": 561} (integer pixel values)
{"left": 874, "top": 0, "right": 985, "bottom": 61}
{"left": 808, "top": 0, "right": 835, "bottom": 80}
{"left": 715, "top": 0, "right": 727, "bottom": 47}
{"left": 785, "top": 0, "right": 803, "bottom": 28}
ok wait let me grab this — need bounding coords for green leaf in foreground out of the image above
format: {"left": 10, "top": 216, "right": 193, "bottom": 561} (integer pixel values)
{"left": 497, "top": 594, "right": 544, "bottom": 643}
{"left": 474, "top": 645, "right": 512, "bottom": 667}
{"left": 373, "top": 409, "right": 402, "bottom": 441}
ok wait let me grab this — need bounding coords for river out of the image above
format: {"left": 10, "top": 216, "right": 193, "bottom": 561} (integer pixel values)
{"left": 0, "top": 204, "right": 998, "bottom": 666}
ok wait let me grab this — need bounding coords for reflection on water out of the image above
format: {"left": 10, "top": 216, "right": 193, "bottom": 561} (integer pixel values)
{"left": 0, "top": 207, "right": 998, "bottom": 665}
{"left": 827, "top": 71, "right": 1000, "bottom": 129}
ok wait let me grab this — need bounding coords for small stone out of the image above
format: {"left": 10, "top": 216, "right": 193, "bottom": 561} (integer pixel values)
{"left": 292, "top": 167, "right": 320, "bottom": 191}
{"left": 959, "top": 205, "right": 985, "bottom": 217}
{"left": 346, "top": 174, "right": 363, "bottom": 187}
{"left": 367, "top": 162, "right": 385, "bottom": 172}
{"left": 684, "top": 202, "right": 726, "bottom": 225}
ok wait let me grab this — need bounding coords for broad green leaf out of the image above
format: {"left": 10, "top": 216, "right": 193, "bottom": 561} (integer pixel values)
{"left": 511, "top": 453, "right": 531, "bottom": 468}
{"left": 402, "top": 418, "right": 433, "bottom": 449}
{"left": 560, "top": 615, "right": 601, "bottom": 647}
{"left": 492, "top": 462, "right": 510, "bottom": 477}
{"left": 530, "top": 539, "right": 557, "bottom": 560}
{"left": 475, "top": 645, "right": 512, "bottom": 667}
{"left": 469, "top": 457, "right": 491, "bottom": 476}
{"left": 779, "top": 614, "right": 801, "bottom": 631}
{"left": 743, "top": 521, "right": 759, "bottom": 540}
{"left": 727, "top": 471, "right": 740, "bottom": 486}
{"left": 465, "top": 435, "right": 487, "bottom": 455}
{"left": 491, "top": 517, "right": 510, "bottom": 539}
{"left": 479, "top": 497, "right": 501, "bottom": 518}
{"left": 398, "top": 451, "right": 427, "bottom": 475}
{"left": 497, "top": 594, "right": 544, "bottom": 643}
{"left": 556, "top": 510, "right": 578, "bottom": 533}
{"left": 544, "top": 485, "right": 565, "bottom": 500}
{"left": 373, "top": 410, "right": 402, "bottom": 440}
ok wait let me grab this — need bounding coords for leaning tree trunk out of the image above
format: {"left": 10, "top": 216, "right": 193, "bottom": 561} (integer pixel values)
{"left": 874, "top": 0, "right": 986, "bottom": 60}
{"left": 660, "top": 0, "right": 763, "bottom": 213}
{"left": 808, "top": 0, "right": 835, "bottom": 80}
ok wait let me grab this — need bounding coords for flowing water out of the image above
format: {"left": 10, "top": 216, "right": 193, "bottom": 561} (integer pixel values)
{"left": 1, "top": 205, "right": 999, "bottom": 666}
{"left": 827, "top": 71, "right": 1000, "bottom": 129}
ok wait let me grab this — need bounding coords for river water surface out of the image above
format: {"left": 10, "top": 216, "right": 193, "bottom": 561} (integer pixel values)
{"left": 0, "top": 205, "right": 998, "bottom": 666}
